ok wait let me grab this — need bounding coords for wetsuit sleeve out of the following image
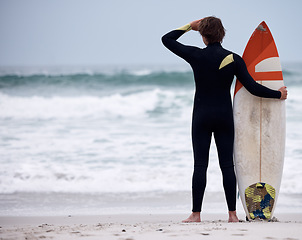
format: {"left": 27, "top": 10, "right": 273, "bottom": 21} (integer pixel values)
{"left": 234, "top": 54, "right": 281, "bottom": 99}
{"left": 161, "top": 24, "right": 195, "bottom": 63}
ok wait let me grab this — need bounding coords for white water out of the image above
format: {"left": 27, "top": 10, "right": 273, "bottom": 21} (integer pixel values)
{"left": 0, "top": 65, "right": 301, "bottom": 215}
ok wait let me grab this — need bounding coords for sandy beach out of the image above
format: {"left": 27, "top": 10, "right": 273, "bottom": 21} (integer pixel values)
{"left": 1, "top": 1, "right": 302, "bottom": 239}
{"left": 1, "top": 213, "right": 302, "bottom": 240}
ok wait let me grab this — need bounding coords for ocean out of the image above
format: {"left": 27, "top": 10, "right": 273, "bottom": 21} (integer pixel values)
{"left": 0, "top": 63, "right": 301, "bottom": 216}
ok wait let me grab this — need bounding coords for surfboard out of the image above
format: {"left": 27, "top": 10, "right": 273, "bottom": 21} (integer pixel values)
{"left": 233, "top": 21, "right": 286, "bottom": 220}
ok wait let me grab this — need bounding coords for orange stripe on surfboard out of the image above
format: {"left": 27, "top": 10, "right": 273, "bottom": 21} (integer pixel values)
{"left": 253, "top": 71, "right": 283, "bottom": 81}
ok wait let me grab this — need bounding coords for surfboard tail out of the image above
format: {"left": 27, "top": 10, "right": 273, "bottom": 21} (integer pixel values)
{"left": 245, "top": 182, "right": 276, "bottom": 220}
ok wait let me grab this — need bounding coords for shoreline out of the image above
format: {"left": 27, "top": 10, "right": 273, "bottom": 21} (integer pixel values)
{"left": 1, "top": 213, "right": 301, "bottom": 240}
{"left": 1, "top": 213, "right": 302, "bottom": 225}
{"left": 1, "top": 191, "right": 301, "bottom": 216}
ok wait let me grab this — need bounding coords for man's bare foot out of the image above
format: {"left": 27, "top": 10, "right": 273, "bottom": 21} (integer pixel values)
{"left": 228, "top": 211, "right": 239, "bottom": 222}
{"left": 182, "top": 212, "right": 201, "bottom": 223}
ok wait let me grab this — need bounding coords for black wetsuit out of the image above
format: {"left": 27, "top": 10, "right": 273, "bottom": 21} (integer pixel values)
{"left": 162, "top": 28, "right": 281, "bottom": 212}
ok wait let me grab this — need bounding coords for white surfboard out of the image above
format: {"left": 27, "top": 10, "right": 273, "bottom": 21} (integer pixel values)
{"left": 233, "top": 21, "right": 286, "bottom": 220}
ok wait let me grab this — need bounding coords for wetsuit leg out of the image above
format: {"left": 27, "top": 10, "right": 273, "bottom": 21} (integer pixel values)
{"left": 191, "top": 109, "right": 212, "bottom": 212}
{"left": 213, "top": 114, "right": 237, "bottom": 211}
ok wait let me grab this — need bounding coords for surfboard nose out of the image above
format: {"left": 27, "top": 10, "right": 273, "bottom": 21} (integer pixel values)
{"left": 257, "top": 21, "right": 267, "bottom": 31}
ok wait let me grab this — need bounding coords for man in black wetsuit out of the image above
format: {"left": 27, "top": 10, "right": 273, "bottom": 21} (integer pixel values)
{"left": 162, "top": 17, "right": 287, "bottom": 222}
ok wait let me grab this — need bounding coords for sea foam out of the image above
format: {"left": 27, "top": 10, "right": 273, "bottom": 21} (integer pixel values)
{"left": 0, "top": 65, "right": 301, "bottom": 195}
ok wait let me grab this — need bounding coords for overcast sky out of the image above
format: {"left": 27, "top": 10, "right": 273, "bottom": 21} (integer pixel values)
{"left": 0, "top": 0, "right": 301, "bottom": 67}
